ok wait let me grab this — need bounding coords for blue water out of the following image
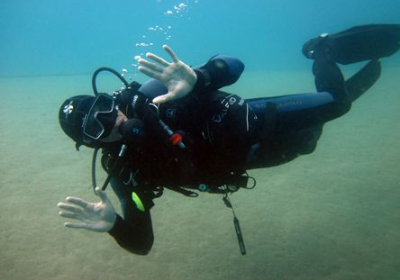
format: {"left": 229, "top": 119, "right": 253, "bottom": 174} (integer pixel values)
{"left": 1, "top": 2, "right": 400, "bottom": 280}
{"left": 1, "top": 0, "right": 399, "bottom": 77}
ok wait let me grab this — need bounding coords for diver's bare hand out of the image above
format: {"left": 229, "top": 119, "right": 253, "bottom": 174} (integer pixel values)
{"left": 138, "top": 45, "right": 197, "bottom": 104}
{"left": 57, "top": 187, "right": 116, "bottom": 232}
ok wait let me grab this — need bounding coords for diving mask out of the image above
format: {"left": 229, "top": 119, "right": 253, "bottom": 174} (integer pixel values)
{"left": 82, "top": 94, "right": 118, "bottom": 141}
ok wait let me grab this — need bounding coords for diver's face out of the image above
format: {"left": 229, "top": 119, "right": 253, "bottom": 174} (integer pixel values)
{"left": 99, "top": 110, "right": 128, "bottom": 143}
{"left": 115, "top": 110, "right": 128, "bottom": 127}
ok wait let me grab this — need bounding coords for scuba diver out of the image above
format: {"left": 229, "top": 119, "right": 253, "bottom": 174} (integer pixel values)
{"left": 57, "top": 24, "right": 400, "bottom": 255}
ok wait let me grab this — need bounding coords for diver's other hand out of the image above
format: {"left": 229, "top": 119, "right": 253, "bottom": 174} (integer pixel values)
{"left": 138, "top": 45, "right": 197, "bottom": 104}
{"left": 57, "top": 187, "right": 117, "bottom": 232}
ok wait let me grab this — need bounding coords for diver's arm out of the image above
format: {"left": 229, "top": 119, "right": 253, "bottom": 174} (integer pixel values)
{"left": 137, "top": 45, "right": 245, "bottom": 104}
{"left": 106, "top": 174, "right": 154, "bottom": 255}
{"left": 58, "top": 187, "right": 153, "bottom": 255}
{"left": 192, "top": 55, "right": 245, "bottom": 94}
{"left": 107, "top": 197, "right": 154, "bottom": 255}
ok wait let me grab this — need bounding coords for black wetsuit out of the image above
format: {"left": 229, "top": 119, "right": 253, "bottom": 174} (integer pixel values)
{"left": 103, "top": 24, "right": 399, "bottom": 255}
{"left": 105, "top": 52, "right": 350, "bottom": 255}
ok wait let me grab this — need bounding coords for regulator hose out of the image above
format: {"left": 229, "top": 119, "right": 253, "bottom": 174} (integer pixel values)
{"left": 92, "top": 67, "right": 130, "bottom": 96}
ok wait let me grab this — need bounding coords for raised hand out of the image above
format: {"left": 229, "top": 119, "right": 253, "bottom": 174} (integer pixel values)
{"left": 137, "top": 45, "right": 197, "bottom": 104}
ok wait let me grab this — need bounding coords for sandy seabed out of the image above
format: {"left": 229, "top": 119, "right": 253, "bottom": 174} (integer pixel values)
{"left": 0, "top": 66, "right": 399, "bottom": 280}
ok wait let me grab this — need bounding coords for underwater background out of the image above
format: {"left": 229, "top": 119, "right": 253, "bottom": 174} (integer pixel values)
{"left": 0, "top": 0, "right": 399, "bottom": 279}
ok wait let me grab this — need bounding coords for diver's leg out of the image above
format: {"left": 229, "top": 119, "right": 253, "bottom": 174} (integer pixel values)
{"left": 246, "top": 49, "right": 348, "bottom": 168}
{"left": 246, "top": 25, "right": 400, "bottom": 168}
{"left": 303, "top": 24, "right": 400, "bottom": 101}
{"left": 311, "top": 37, "right": 352, "bottom": 116}
{"left": 248, "top": 39, "right": 350, "bottom": 133}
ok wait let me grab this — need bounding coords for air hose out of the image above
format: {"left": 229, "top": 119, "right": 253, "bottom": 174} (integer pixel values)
{"left": 91, "top": 67, "right": 130, "bottom": 96}
{"left": 90, "top": 67, "right": 130, "bottom": 192}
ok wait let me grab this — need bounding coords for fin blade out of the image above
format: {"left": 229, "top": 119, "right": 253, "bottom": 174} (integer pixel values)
{"left": 346, "top": 59, "right": 381, "bottom": 102}
{"left": 331, "top": 24, "right": 400, "bottom": 65}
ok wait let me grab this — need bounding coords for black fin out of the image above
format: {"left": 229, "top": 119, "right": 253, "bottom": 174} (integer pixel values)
{"left": 345, "top": 59, "right": 381, "bottom": 102}
{"left": 303, "top": 24, "right": 400, "bottom": 64}
{"left": 330, "top": 24, "right": 400, "bottom": 64}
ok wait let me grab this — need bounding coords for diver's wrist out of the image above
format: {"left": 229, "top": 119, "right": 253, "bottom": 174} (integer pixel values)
{"left": 192, "top": 69, "right": 211, "bottom": 94}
